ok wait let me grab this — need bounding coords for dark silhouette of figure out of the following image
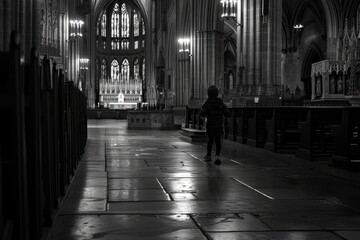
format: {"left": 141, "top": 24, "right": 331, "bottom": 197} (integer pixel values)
{"left": 200, "top": 85, "right": 231, "bottom": 164}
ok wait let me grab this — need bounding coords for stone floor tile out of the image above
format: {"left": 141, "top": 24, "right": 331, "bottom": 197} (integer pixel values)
{"left": 207, "top": 231, "right": 344, "bottom": 240}
{"left": 60, "top": 198, "right": 107, "bottom": 212}
{"left": 72, "top": 177, "right": 107, "bottom": 188}
{"left": 258, "top": 214, "right": 322, "bottom": 230}
{"left": 108, "top": 178, "right": 161, "bottom": 189}
{"left": 51, "top": 214, "right": 205, "bottom": 239}
{"left": 48, "top": 120, "right": 360, "bottom": 239}
{"left": 68, "top": 186, "right": 107, "bottom": 199}
{"left": 335, "top": 231, "right": 360, "bottom": 240}
{"left": 193, "top": 213, "right": 271, "bottom": 232}
{"left": 108, "top": 189, "right": 171, "bottom": 202}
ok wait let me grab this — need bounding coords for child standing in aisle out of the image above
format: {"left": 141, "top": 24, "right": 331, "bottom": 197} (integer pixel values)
{"left": 200, "top": 85, "right": 231, "bottom": 164}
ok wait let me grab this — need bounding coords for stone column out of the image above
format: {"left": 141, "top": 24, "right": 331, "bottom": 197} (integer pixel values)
{"left": 254, "top": 0, "right": 261, "bottom": 87}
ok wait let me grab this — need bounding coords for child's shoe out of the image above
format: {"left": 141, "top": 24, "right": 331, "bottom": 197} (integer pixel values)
{"left": 204, "top": 155, "right": 212, "bottom": 162}
{"left": 214, "top": 155, "right": 221, "bottom": 165}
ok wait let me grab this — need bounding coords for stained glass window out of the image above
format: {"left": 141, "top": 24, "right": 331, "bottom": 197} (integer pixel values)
{"left": 142, "top": 58, "right": 145, "bottom": 81}
{"left": 121, "top": 39, "right": 129, "bottom": 49}
{"left": 111, "top": 3, "right": 120, "bottom": 50}
{"left": 121, "top": 3, "right": 129, "bottom": 38}
{"left": 101, "top": 58, "right": 108, "bottom": 81}
{"left": 111, "top": 59, "right": 120, "bottom": 81}
{"left": 142, "top": 18, "right": 145, "bottom": 35}
{"left": 101, "top": 11, "right": 107, "bottom": 37}
{"left": 134, "top": 58, "right": 139, "bottom": 79}
{"left": 96, "top": 18, "right": 100, "bottom": 36}
{"left": 121, "top": 58, "right": 130, "bottom": 84}
{"left": 134, "top": 10, "right": 139, "bottom": 37}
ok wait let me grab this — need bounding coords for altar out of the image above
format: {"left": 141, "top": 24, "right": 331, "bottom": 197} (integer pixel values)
{"left": 99, "top": 77, "right": 143, "bottom": 109}
{"left": 311, "top": 19, "right": 360, "bottom": 105}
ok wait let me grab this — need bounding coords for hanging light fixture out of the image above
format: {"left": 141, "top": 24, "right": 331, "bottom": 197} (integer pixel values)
{"left": 70, "top": 20, "right": 84, "bottom": 38}
{"left": 79, "top": 58, "right": 89, "bottom": 70}
{"left": 178, "top": 38, "right": 191, "bottom": 53}
{"left": 220, "top": 0, "right": 241, "bottom": 26}
{"left": 221, "top": 0, "right": 237, "bottom": 19}
{"left": 293, "top": 24, "right": 304, "bottom": 31}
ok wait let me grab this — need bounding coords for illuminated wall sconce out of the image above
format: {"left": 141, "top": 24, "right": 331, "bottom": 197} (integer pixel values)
{"left": 70, "top": 20, "right": 84, "bottom": 38}
{"left": 220, "top": 0, "right": 241, "bottom": 26}
{"left": 79, "top": 58, "right": 89, "bottom": 70}
{"left": 178, "top": 38, "right": 191, "bottom": 53}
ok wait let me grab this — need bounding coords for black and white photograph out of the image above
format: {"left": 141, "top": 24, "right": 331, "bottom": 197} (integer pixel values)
{"left": 1, "top": 0, "right": 360, "bottom": 239}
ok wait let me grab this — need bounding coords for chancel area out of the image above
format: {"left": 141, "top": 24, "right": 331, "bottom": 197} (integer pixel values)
{"left": 1, "top": 0, "right": 360, "bottom": 240}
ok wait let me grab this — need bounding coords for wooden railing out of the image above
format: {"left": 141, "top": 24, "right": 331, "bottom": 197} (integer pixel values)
{"left": 186, "top": 105, "right": 360, "bottom": 169}
{"left": 0, "top": 32, "right": 87, "bottom": 240}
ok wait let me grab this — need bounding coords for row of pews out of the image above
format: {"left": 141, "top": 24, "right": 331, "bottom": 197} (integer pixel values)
{"left": 186, "top": 105, "right": 360, "bottom": 169}
{"left": 0, "top": 32, "right": 87, "bottom": 239}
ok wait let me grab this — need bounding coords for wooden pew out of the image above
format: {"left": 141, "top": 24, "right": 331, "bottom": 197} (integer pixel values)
{"left": 0, "top": 32, "right": 88, "bottom": 240}
{"left": 227, "top": 108, "right": 241, "bottom": 141}
{"left": 331, "top": 107, "right": 360, "bottom": 169}
{"left": 0, "top": 31, "right": 30, "bottom": 240}
{"left": 296, "top": 107, "right": 343, "bottom": 161}
{"left": 264, "top": 107, "right": 307, "bottom": 153}
{"left": 237, "top": 108, "right": 254, "bottom": 144}
{"left": 24, "top": 48, "right": 44, "bottom": 239}
{"left": 247, "top": 107, "right": 273, "bottom": 147}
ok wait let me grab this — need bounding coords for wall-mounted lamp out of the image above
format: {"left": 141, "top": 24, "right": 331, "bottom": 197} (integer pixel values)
{"left": 70, "top": 20, "right": 84, "bottom": 38}
{"left": 178, "top": 38, "right": 191, "bottom": 53}
{"left": 220, "top": 0, "right": 241, "bottom": 26}
{"left": 79, "top": 58, "right": 89, "bottom": 70}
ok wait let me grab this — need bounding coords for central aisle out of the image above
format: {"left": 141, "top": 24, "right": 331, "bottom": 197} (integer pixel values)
{"left": 49, "top": 120, "right": 360, "bottom": 240}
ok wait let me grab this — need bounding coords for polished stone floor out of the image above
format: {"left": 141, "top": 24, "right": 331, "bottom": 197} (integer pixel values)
{"left": 48, "top": 119, "right": 360, "bottom": 240}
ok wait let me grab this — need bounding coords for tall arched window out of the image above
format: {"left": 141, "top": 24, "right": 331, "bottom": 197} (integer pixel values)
{"left": 101, "top": 11, "right": 107, "bottom": 49}
{"left": 121, "top": 58, "right": 130, "bottom": 83}
{"left": 133, "top": 10, "right": 139, "bottom": 37}
{"left": 101, "top": 58, "right": 108, "bottom": 81}
{"left": 142, "top": 58, "right": 145, "bottom": 82}
{"left": 111, "top": 59, "right": 120, "bottom": 81}
{"left": 121, "top": 3, "right": 130, "bottom": 49}
{"left": 134, "top": 58, "right": 139, "bottom": 79}
{"left": 101, "top": 11, "right": 107, "bottom": 37}
{"left": 96, "top": 1, "right": 146, "bottom": 100}
{"left": 96, "top": 19, "right": 100, "bottom": 36}
{"left": 111, "top": 3, "right": 120, "bottom": 50}
{"left": 142, "top": 18, "right": 145, "bottom": 35}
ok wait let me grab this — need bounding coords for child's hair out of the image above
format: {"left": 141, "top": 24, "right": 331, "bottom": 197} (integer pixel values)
{"left": 207, "top": 85, "right": 219, "bottom": 98}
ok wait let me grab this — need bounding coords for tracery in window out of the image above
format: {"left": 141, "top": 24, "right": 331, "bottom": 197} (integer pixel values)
{"left": 97, "top": 1, "right": 146, "bottom": 106}
{"left": 111, "top": 59, "right": 120, "bottom": 81}
{"left": 133, "top": 10, "right": 139, "bottom": 37}
{"left": 121, "top": 58, "right": 130, "bottom": 86}
{"left": 111, "top": 3, "right": 120, "bottom": 50}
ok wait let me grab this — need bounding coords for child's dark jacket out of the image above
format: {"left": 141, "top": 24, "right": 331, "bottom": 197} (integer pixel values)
{"left": 200, "top": 97, "right": 231, "bottom": 136}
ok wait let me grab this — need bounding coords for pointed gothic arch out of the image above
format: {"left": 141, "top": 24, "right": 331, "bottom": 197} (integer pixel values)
{"left": 301, "top": 42, "right": 325, "bottom": 99}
